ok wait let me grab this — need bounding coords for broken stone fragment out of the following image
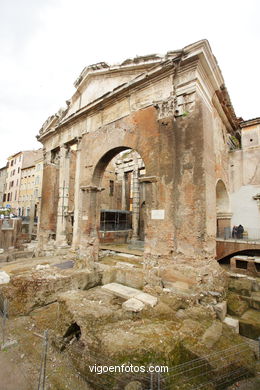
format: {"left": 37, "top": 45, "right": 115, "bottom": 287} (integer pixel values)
{"left": 124, "top": 381, "right": 142, "bottom": 390}
{"left": 201, "top": 321, "right": 223, "bottom": 348}
{"left": 122, "top": 298, "right": 145, "bottom": 312}
{"left": 135, "top": 292, "right": 157, "bottom": 307}
{"left": 213, "top": 301, "right": 227, "bottom": 321}
{"left": 223, "top": 317, "right": 239, "bottom": 333}
{"left": 0, "top": 271, "right": 10, "bottom": 284}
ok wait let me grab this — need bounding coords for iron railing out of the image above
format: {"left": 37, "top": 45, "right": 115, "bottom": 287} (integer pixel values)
{"left": 217, "top": 227, "right": 260, "bottom": 242}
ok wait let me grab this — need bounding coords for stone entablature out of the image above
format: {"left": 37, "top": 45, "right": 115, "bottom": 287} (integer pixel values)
{"left": 37, "top": 40, "right": 237, "bottom": 151}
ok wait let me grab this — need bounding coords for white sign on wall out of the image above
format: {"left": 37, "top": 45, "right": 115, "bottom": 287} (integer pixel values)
{"left": 151, "top": 209, "right": 165, "bottom": 220}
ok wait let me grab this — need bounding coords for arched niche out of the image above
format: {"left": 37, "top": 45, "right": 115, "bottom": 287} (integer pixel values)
{"left": 216, "top": 179, "right": 232, "bottom": 238}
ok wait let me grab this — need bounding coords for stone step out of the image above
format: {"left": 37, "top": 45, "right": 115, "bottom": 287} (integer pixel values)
{"left": 242, "top": 292, "right": 260, "bottom": 311}
{"left": 102, "top": 282, "right": 157, "bottom": 307}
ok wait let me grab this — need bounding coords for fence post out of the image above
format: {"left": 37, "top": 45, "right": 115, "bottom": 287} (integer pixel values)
{"left": 1, "top": 298, "right": 8, "bottom": 347}
{"left": 157, "top": 372, "right": 161, "bottom": 390}
{"left": 37, "top": 330, "right": 49, "bottom": 390}
{"left": 150, "top": 367, "right": 153, "bottom": 390}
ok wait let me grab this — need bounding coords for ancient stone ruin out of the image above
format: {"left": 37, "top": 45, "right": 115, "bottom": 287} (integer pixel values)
{"left": 0, "top": 40, "right": 259, "bottom": 389}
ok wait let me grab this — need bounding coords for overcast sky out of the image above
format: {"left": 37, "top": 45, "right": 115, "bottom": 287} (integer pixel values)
{"left": 0, "top": 0, "right": 259, "bottom": 167}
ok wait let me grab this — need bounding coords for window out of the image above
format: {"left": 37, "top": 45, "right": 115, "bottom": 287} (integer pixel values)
{"left": 7, "top": 193, "right": 10, "bottom": 201}
{"left": 18, "top": 167, "right": 20, "bottom": 173}
{"left": 3, "top": 194, "right": 6, "bottom": 202}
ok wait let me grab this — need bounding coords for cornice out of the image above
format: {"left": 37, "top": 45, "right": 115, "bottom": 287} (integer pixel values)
{"left": 37, "top": 40, "right": 240, "bottom": 142}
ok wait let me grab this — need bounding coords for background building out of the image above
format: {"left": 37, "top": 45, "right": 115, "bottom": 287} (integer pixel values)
{"left": 0, "top": 166, "right": 7, "bottom": 207}
{"left": 229, "top": 117, "right": 260, "bottom": 238}
{"left": 3, "top": 150, "right": 43, "bottom": 215}
{"left": 18, "top": 150, "right": 43, "bottom": 218}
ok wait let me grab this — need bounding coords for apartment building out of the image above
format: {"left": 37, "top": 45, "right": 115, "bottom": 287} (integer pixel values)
{"left": 3, "top": 150, "right": 43, "bottom": 214}
{"left": 0, "top": 166, "right": 7, "bottom": 207}
{"left": 19, "top": 151, "right": 43, "bottom": 217}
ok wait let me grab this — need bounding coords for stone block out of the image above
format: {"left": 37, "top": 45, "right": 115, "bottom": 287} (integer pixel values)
{"left": 250, "top": 292, "right": 260, "bottom": 310}
{"left": 239, "top": 309, "right": 260, "bottom": 340}
{"left": 227, "top": 292, "right": 249, "bottom": 316}
{"left": 135, "top": 292, "right": 158, "bottom": 307}
{"left": 122, "top": 298, "right": 145, "bottom": 312}
{"left": 102, "top": 283, "right": 158, "bottom": 307}
{"left": 228, "top": 278, "right": 253, "bottom": 296}
{"left": 201, "top": 322, "right": 223, "bottom": 348}
{"left": 115, "top": 268, "right": 144, "bottom": 289}
{"left": 223, "top": 317, "right": 239, "bottom": 333}
{"left": 213, "top": 301, "right": 227, "bottom": 321}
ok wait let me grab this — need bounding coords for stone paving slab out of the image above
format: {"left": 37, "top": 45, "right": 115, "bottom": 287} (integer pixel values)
{"left": 102, "top": 283, "right": 140, "bottom": 299}
{"left": 100, "top": 244, "right": 143, "bottom": 257}
{"left": 102, "top": 283, "right": 157, "bottom": 306}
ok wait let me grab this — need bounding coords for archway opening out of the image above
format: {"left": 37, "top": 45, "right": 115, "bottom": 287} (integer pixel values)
{"left": 93, "top": 148, "right": 146, "bottom": 247}
{"left": 216, "top": 180, "right": 231, "bottom": 239}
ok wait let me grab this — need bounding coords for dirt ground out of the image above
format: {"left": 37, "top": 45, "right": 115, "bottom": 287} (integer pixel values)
{"left": 0, "top": 307, "right": 92, "bottom": 390}
{"left": 0, "top": 352, "right": 33, "bottom": 390}
{"left": 0, "top": 254, "right": 259, "bottom": 390}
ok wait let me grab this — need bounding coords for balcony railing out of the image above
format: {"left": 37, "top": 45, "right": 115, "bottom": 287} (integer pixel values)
{"left": 217, "top": 227, "right": 260, "bottom": 242}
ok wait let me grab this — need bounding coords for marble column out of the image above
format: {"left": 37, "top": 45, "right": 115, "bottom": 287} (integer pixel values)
{"left": 56, "top": 144, "right": 70, "bottom": 246}
{"left": 72, "top": 137, "right": 83, "bottom": 249}
{"left": 131, "top": 167, "right": 140, "bottom": 241}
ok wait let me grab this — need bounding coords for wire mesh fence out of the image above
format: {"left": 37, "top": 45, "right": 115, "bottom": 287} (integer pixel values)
{"left": 0, "top": 302, "right": 258, "bottom": 390}
{"left": 59, "top": 341, "right": 257, "bottom": 390}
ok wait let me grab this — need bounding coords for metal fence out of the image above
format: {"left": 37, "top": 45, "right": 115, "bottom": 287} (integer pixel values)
{"left": 63, "top": 341, "right": 257, "bottom": 390}
{"left": 217, "top": 227, "right": 260, "bottom": 242}
{"left": 100, "top": 210, "right": 132, "bottom": 232}
{"left": 0, "top": 301, "right": 258, "bottom": 390}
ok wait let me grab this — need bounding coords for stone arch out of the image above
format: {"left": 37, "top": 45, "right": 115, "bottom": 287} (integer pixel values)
{"left": 90, "top": 146, "right": 147, "bottom": 245}
{"left": 92, "top": 146, "right": 146, "bottom": 187}
{"left": 75, "top": 107, "right": 177, "bottom": 263}
{"left": 216, "top": 179, "right": 231, "bottom": 238}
